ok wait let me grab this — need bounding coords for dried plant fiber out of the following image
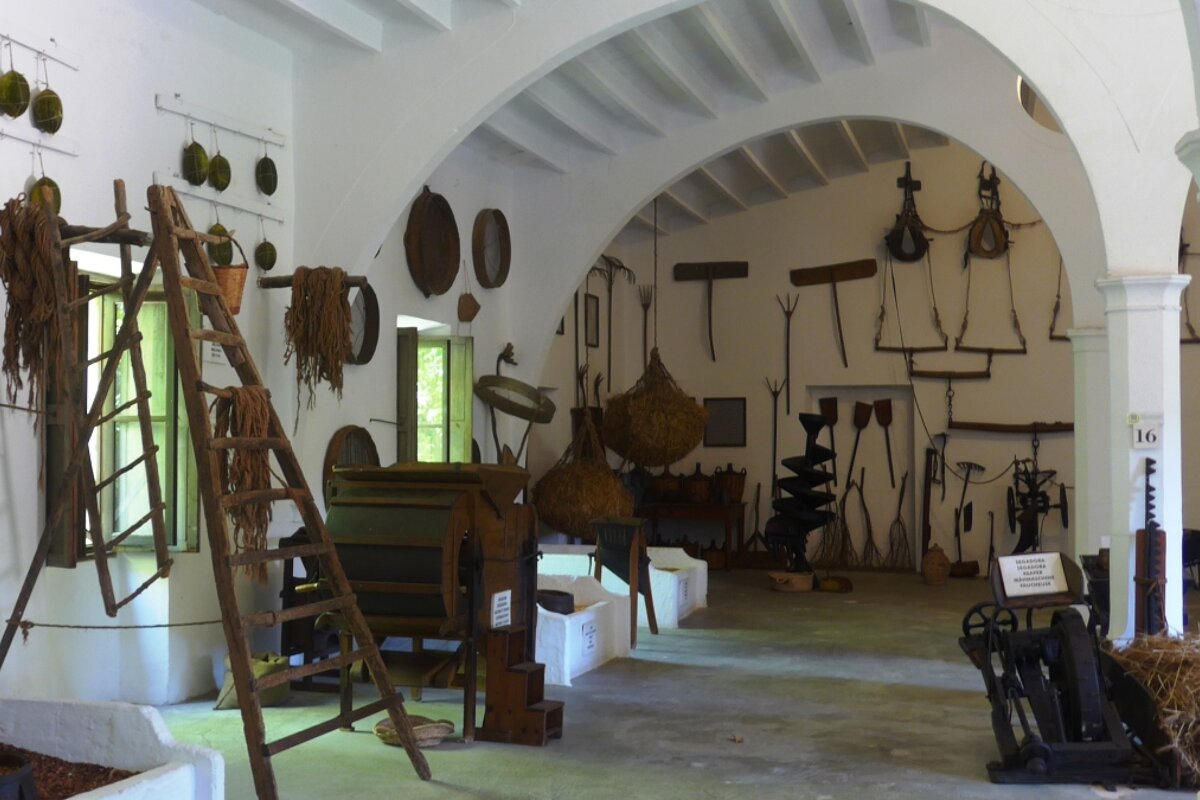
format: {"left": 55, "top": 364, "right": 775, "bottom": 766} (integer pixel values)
{"left": 603, "top": 347, "right": 706, "bottom": 467}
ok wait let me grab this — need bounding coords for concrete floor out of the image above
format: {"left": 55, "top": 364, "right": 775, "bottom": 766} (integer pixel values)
{"left": 161, "top": 570, "right": 1190, "bottom": 799}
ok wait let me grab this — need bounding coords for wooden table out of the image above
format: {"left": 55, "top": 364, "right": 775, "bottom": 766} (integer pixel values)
{"left": 634, "top": 502, "right": 745, "bottom": 571}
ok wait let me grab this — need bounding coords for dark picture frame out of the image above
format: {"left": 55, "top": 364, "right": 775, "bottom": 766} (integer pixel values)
{"left": 703, "top": 397, "right": 746, "bottom": 447}
{"left": 585, "top": 293, "right": 600, "bottom": 348}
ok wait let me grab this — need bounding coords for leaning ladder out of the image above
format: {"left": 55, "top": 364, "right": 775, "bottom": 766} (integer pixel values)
{"left": 0, "top": 179, "right": 173, "bottom": 669}
{"left": 146, "top": 184, "right": 430, "bottom": 798}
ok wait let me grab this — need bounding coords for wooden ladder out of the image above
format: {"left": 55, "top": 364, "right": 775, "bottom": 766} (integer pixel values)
{"left": 145, "top": 184, "right": 430, "bottom": 798}
{"left": 0, "top": 180, "right": 173, "bottom": 669}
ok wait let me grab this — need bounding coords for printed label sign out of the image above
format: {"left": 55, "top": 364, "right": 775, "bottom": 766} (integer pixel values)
{"left": 997, "top": 552, "right": 1068, "bottom": 598}
{"left": 581, "top": 621, "right": 597, "bottom": 655}
{"left": 490, "top": 590, "right": 511, "bottom": 629}
{"left": 678, "top": 577, "right": 690, "bottom": 608}
{"left": 1128, "top": 413, "right": 1162, "bottom": 450}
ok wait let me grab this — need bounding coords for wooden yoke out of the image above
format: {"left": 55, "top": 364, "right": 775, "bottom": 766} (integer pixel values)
{"left": 673, "top": 261, "right": 748, "bottom": 362}
{"left": 789, "top": 258, "right": 877, "bottom": 369}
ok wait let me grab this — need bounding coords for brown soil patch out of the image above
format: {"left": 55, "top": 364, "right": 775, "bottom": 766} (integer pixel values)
{"left": 0, "top": 743, "right": 139, "bottom": 799}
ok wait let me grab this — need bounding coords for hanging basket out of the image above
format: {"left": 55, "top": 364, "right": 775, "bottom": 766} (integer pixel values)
{"left": 533, "top": 412, "right": 631, "bottom": 540}
{"left": 603, "top": 347, "right": 707, "bottom": 467}
{"left": 212, "top": 235, "right": 250, "bottom": 314}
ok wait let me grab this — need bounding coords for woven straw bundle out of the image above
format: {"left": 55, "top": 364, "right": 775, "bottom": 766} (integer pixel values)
{"left": 1110, "top": 634, "right": 1200, "bottom": 785}
{"left": 0, "top": 195, "right": 58, "bottom": 406}
{"left": 533, "top": 413, "right": 631, "bottom": 540}
{"left": 603, "top": 348, "right": 706, "bottom": 468}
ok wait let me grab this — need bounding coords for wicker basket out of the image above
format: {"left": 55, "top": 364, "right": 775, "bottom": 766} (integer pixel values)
{"left": 922, "top": 544, "right": 952, "bottom": 586}
{"left": 212, "top": 236, "right": 250, "bottom": 314}
{"left": 714, "top": 463, "right": 746, "bottom": 504}
{"left": 682, "top": 463, "right": 712, "bottom": 504}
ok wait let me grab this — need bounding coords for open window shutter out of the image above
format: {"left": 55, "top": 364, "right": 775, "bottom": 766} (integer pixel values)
{"left": 396, "top": 327, "right": 419, "bottom": 462}
{"left": 447, "top": 336, "right": 473, "bottom": 463}
{"left": 46, "top": 273, "right": 89, "bottom": 567}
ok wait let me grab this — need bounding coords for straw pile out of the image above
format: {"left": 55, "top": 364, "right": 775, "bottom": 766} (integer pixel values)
{"left": 0, "top": 195, "right": 58, "bottom": 406}
{"left": 1110, "top": 635, "right": 1200, "bottom": 784}
{"left": 533, "top": 412, "right": 631, "bottom": 540}
{"left": 603, "top": 347, "right": 706, "bottom": 467}
{"left": 283, "top": 266, "right": 352, "bottom": 428}
{"left": 214, "top": 386, "right": 274, "bottom": 584}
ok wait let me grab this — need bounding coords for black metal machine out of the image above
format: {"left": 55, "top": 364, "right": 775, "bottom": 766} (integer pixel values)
{"left": 1006, "top": 458, "right": 1068, "bottom": 554}
{"left": 959, "top": 552, "right": 1169, "bottom": 785}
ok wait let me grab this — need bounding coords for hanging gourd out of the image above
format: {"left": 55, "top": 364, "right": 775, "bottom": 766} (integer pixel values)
{"left": 28, "top": 176, "right": 60, "bottom": 214}
{"left": 207, "top": 223, "right": 233, "bottom": 266}
{"left": 29, "top": 55, "right": 60, "bottom": 134}
{"left": 255, "top": 240, "right": 277, "bottom": 271}
{"left": 182, "top": 140, "right": 209, "bottom": 186}
{"left": 255, "top": 154, "right": 278, "bottom": 196}
{"left": 0, "top": 43, "right": 30, "bottom": 117}
{"left": 208, "top": 152, "right": 231, "bottom": 192}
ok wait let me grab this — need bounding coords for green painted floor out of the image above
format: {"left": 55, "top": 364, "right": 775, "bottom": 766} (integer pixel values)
{"left": 161, "top": 570, "right": 1190, "bottom": 799}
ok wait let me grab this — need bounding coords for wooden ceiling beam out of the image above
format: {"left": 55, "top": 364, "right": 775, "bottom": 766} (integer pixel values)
{"left": 785, "top": 129, "right": 830, "bottom": 185}
{"left": 391, "top": 0, "right": 452, "bottom": 31}
{"left": 524, "top": 81, "right": 620, "bottom": 155}
{"left": 481, "top": 108, "right": 571, "bottom": 173}
{"left": 837, "top": 121, "right": 870, "bottom": 171}
{"left": 571, "top": 54, "right": 667, "bottom": 137}
{"left": 739, "top": 146, "right": 788, "bottom": 198}
{"left": 695, "top": 165, "right": 749, "bottom": 209}
{"left": 693, "top": 4, "right": 769, "bottom": 101}
{"left": 628, "top": 26, "right": 718, "bottom": 118}
{"left": 766, "top": 0, "right": 822, "bottom": 81}
{"left": 661, "top": 188, "right": 708, "bottom": 224}
{"left": 269, "top": 0, "right": 383, "bottom": 51}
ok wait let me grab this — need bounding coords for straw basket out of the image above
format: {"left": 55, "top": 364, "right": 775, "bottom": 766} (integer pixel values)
{"left": 212, "top": 235, "right": 250, "bottom": 314}
{"left": 922, "top": 544, "right": 952, "bottom": 586}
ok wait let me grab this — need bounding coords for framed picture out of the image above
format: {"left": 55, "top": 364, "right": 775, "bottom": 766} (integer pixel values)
{"left": 585, "top": 293, "right": 600, "bottom": 348}
{"left": 703, "top": 397, "right": 746, "bottom": 447}
{"left": 556, "top": 316, "right": 564, "bottom": 335}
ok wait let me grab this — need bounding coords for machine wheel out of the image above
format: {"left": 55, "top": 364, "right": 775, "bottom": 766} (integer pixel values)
{"left": 1051, "top": 608, "right": 1105, "bottom": 741}
{"left": 1006, "top": 487, "right": 1017, "bottom": 533}
{"left": 1059, "top": 484, "right": 1069, "bottom": 528}
{"left": 962, "top": 601, "right": 1018, "bottom": 639}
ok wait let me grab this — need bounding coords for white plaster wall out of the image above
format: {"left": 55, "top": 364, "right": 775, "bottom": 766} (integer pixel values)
{"left": 533, "top": 141, "right": 1081, "bottom": 570}
{"left": 0, "top": 0, "right": 292, "bottom": 703}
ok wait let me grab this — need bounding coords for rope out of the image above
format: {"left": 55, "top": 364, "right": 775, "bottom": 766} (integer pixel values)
{"left": 10, "top": 618, "right": 222, "bottom": 643}
{"left": 875, "top": 250, "right": 948, "bottom": 351}
{"left": 956, "top": 250, "right": 1026, "bottom": 351}
{"left": 652, "top": 198, "right": 659, "bottom": 349}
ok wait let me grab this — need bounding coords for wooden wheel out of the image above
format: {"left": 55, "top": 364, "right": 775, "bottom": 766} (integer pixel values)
{"left": 322, "top": 425, "right": 380, "bottom": 504}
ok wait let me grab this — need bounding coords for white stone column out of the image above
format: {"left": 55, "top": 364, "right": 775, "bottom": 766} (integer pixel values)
{"left": 1096, "top": 275, "right": 1189, "bottom": 640}
{"left": 1067, "top": 327, "right": 1108, "bottom": 562}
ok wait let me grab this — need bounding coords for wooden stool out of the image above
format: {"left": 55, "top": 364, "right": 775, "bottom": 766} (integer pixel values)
{"left": 591, "top": 517, "right": 658, "bottom": 648}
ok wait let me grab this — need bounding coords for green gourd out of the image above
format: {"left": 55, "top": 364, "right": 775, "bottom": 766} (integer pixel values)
{"left": 31, "top": 88, "right": 62, "bottom": 133}
{"left": 28, "top": 176, "right": 61, "bottom": 214}
{"left": 182, "top": 141, "right": 209, "bottom": 186}
{"left": 208, "top": 152, "right": 231, "bottom": 191}
{"left": 254, "top": 240, "right": 277, "bottom": 271}
{"left": 207, "top": 223, "right": 233, "bottom": 266}
{"left": 0, "top": 70, "right": 30, "bottom": 117}
{"left": 255, "top": 156, "right": 278, "bottom": 196}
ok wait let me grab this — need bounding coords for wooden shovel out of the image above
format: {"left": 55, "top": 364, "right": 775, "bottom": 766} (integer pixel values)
{"left": 873, "top": 398, "right": 895, "bottom": 488}
{"left": 845, "top": 401, "right": 872, "bottom": 487}
{"left": 790, "top": 258, "right": 877, "bottom": 368}
{"left": 818, "top": 397, "right": 838, "bottom": 486}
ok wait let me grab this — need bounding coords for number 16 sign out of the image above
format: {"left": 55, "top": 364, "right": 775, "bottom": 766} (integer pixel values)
{"left": 1128, "top": 413, "right": 1162, "bottom": 449}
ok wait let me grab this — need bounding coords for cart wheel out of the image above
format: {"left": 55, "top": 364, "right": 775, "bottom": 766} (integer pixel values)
{"left": 1006, "top": 487, "right": 1017, "bottom": 533}
{"left": 1059, "top": 484, "right": 1069, "bottom": 528}
{"left": 1051, "top": 608, "right": 1105, "bottom": 741}
{"left": 962, "top": 601, "right": 1018, "bottom": 639}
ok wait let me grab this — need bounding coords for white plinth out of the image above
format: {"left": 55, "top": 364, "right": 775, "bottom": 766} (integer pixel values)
{"left": 0, "top": 697, "right": 223, "bottom": 799}
{"left": 535, "top": 575, "right": 631, "bottom": 686}
{"left": 538, "top": 545, "right": 707, "bottom": 629}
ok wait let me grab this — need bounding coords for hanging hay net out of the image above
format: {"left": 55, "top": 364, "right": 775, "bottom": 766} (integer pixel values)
{"left": 214, "top": 386, "right": 274, "bottom": 584}
{"left": 533, "top": 412, "right": 631, "bottom": 541}
{"left": 0, "top": 195, "right": 59, "bottom": 407}
{"left": 603, "top": 347, "right": 706, "bottom": 468}
{"left": 1109, "top": 635, "right": 1200, "bottom": 785}
{"left": 283, "top": 266, "right": 351, "bottom": 428}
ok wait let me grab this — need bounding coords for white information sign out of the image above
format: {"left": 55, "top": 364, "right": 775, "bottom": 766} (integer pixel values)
{"left": 997, "top": 552, "right": 1068, "bottom": 598}
{"left": 1128, "top": 413, "right": 1162, "bottom": 450}
{"left": 678, "top": 576, "right": 690, "bottom": 608}
{"left": 581, "top": 621, "right": 598, "bottom": 655}
{"left": 490, "top": 589, "right": 512, "bottom": 629}
{"left": 202, "top": 339, "right": 229, "bottom": 367}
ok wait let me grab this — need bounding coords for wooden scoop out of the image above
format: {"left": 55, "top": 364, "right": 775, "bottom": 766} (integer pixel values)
{"left": 819, "top": 397, "right": 838, "bottom": 486}
{"left": 873, "top": 398, "right": 895, "bottom": 488}
{"left": 845, "top": 401, "right": 872, "bottom": 486}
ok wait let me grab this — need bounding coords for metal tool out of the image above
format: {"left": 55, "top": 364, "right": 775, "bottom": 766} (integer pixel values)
{"left": 766, "top": 378, "right": 785, "bottom": 499}
{"left": 778, "top": 294, "right": 798, "bottom": 414}
{"left": 873, "top": 398, "right": 895, "bottom": 488}
{"left": 818, "top": 397, "right": 838, "bottom": 486}
{"left": 638, "top": 285, "right": 653, "bottom": 368}
{"left": 845, "top": 401, "right": 872, "bottom": 487}
{"left": 986, "top": 510, "right": 996, "bottom": 574}
{"left": 789, "top": 258, "right": 877, "bottom": 368}
{"left": 951, "top": 461, "right": 984, "bottom": 577}
{"left": 1139, "top": 457, "right": 1166, "bottom": 635}
{"left": 674, "top": 261, "right": 749, "bottom": 361}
